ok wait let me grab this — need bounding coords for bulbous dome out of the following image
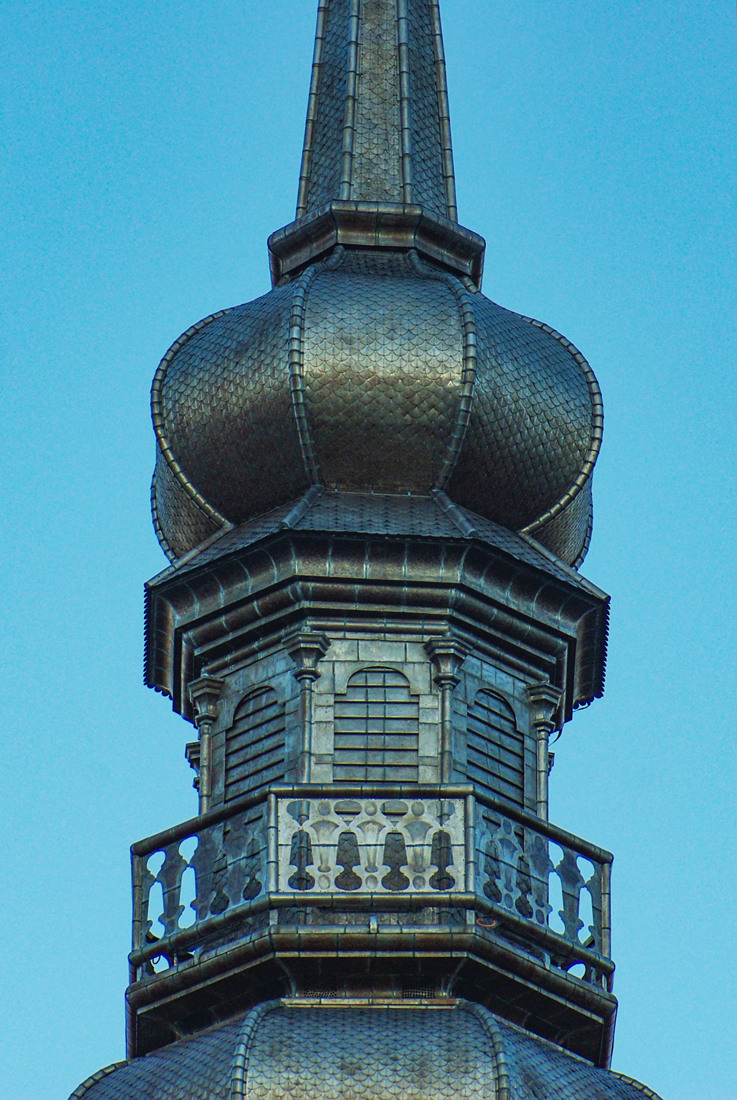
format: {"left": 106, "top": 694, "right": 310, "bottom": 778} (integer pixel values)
{"left": 151, "top": 248, "right": 601, "bottom": 567}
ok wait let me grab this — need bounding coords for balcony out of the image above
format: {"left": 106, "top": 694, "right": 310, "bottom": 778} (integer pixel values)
{"left": 131, "top": 783, "right": 610, "bottom": 971}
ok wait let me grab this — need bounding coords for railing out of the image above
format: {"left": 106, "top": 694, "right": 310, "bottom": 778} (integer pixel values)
{"left": 130, "top": 785, "right": 612, "bottom": 989}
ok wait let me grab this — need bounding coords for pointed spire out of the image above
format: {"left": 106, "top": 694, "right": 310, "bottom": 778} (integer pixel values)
{"left": 296, "top": 0, "right": 457, "bottom": 221}
{"left": 268, "top": 0, "right": 485, "bottom": 286}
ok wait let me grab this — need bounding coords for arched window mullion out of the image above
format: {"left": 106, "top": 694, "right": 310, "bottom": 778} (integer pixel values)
{"left": 467, "top": 690, "right": 524, "bottom": 806}
{"left": 334, "top": 667, "right": 419, "bottom": 782}
{"left": 225, "top": 687, "right": 286, "bottom": 801}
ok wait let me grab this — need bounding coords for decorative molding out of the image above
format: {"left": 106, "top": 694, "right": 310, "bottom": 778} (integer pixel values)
{"left": 269, "top": 201, "right": 485, "bottom": 287}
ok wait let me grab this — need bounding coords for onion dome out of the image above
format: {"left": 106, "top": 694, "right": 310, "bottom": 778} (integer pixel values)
{"left": 151, "top": 0, "right": 602, "bottom": 569}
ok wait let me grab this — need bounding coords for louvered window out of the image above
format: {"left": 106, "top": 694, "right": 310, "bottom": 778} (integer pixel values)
{"left": 467, "top": 690, "right": 524, "bottom": 805}
{"left": 334, "top": 668, "right": 419, "bottom": 782}
{"left": 225, "top": 687, "right": 286, "bottom": 801}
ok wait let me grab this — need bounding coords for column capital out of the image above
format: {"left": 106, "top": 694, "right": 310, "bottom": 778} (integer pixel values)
{"left": 526, "top": 681, "right": 562, "bottom": 731}
{"left": 188, "top": 676, "right": 224, "bottom": 728}
{"left": 286, "top": 630, "right": 330, "bottom": 683}
{"left": 425, "top": 635, "right": 469, "bottom": 688}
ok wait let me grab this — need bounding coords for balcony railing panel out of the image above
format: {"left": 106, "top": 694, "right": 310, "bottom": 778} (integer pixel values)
{"left": 475, "top": 807, "right": 608, "bottom": 958}
{"left": 277, "top": 796, "right": 466, "bottom": 894}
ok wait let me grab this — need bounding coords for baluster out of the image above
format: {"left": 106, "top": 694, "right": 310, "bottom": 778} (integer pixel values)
{"left": 189, "top": 824, "right": 218, "bottom": 923}
{"left": 526, "top": 830, "right": 554, "bottom": 927}
{"left": 585, "top": 861, "right": 603, "bottom": 954}
{"left": 158, "top": 842, "right": 188, "bottom": 938}
{"left": 135, "top": 855, "right": 156, "bottom": 949}
{"left": 498, "top": 818, "right": 524, "bottom": 912}
{"left": 555, "top": 847, "right": 585, "bottom": 944}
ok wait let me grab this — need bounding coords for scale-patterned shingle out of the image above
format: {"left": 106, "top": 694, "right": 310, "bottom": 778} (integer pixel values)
{"left": 407, "top": 0, "right": 447, "bottom": 214}
{"left": 448, "top": 294, "right": 593, "bottom": 533}
{"left": 531, "top": 478, "right": 593, "bottom": 569}
{"left": 494, "top": 1016, "right": 662, "bottom": 1100}
{"left": 303, "top": 251, "right": 463, "bottom": 492}
{"left": 351, "top": 0, "right": 403, "bottom": 202}
{"left": 73, "top": 1017, "right": 241, "bottom": 1099}
{"left": 245, "top": 1005, "right": 497, "bottom": 1100}
{"left": 299, "top": 0, "right": 452, "bottom": 215}
{"left": 158, "top": 283, "right": 308, "bottom": 527}
{"left": 304, "top": 0, "right": 349, "bottom": 212}
{"left": 151, "top": 447, "right": 221, "bottom": 561}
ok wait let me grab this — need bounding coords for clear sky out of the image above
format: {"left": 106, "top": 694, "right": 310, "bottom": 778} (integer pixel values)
{"left": 1, "top": 2, "right": 736, "bottom": 1098}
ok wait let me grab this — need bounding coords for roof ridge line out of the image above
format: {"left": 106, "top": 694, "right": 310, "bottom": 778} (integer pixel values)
{"left": 431, "top": 489, "right": 477, "bottom": 537}
{"left": 280, "top": 485, "right": 326, "bottom": 530}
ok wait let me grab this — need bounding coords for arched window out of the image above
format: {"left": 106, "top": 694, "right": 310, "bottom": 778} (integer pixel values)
{"left": 334, "top": 668, "right": 419, "bottom": 782}
{"left": 467, "top": 690, "right": 524, "bottom": 805}
{"left": 225, "top": 686, "right": 286, "bottom": 801}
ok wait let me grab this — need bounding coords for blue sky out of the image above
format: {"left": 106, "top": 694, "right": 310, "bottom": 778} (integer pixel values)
{"left": 1, "top": 2, "right": 736, "bottom": 1097}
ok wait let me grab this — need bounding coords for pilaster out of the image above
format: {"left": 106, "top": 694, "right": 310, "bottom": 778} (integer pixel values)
{"left": 425, "top": 635, "right": 468, "bottom": 782}
{"left": 526, "top": 681, "right": 563, "bottom": 820}
{"left": 188, "top": 676, "right": 224, "bottom": 815}
{"left": 286, "top": 631, "right": 331, "bottom": 783}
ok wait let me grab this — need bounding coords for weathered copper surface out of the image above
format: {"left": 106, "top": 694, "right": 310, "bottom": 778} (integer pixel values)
{"left": 150, "top": 0, "right": 603, "bottom": 572}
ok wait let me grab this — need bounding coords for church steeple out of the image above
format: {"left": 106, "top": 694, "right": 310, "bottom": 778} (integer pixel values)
{"left": 296, "top": 0, "right": 457, "bottom": 219}
{"left": 69, "top": 2, "right": 667, "bottom": 1098}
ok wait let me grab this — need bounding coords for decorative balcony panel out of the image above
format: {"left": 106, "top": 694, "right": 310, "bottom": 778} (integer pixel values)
{"left": 277, "top": 796, "right": 466, "bottom": 894}
{"left": 130, "top": 786, "right": 612, "bottom": 990}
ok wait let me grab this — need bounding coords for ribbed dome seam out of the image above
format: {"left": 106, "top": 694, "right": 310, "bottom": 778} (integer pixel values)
{"left": 610, "top": 1071, "right": 665, "bottom": 1100}
{"left": 289, "top": 245, "right": 347, "bottom": 484}
{"left": 151, "top": 308, "right": 234, "bottom": 550}
{"left": 460, "top": 1002, "right": 513, "bottom": 1100}
{"left": 517, "top": 316, "right": 603, "bottom": 537}
{"left": 230, "top": 1001, "right": 282, "bottom": 1100}
{"left": 67, "top": 1061, "right": 128, "bottom": 1099}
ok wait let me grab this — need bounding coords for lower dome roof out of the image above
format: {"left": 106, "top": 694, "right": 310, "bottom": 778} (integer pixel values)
{"left": 70, "top": 1001, "right": 660, "bottom": 1100}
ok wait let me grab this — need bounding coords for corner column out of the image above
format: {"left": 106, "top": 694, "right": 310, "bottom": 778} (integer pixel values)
{"left": 526, "top": 681, "right": 562, "bottom": 821}
{"left": 287, "top": 631, "right": 330, "bottom": 783}
{"left": 188, "top": 675, "right": 224, "bottom": 815}
{"left": 426, "top": 636, "right": 468, "bottom": 782}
